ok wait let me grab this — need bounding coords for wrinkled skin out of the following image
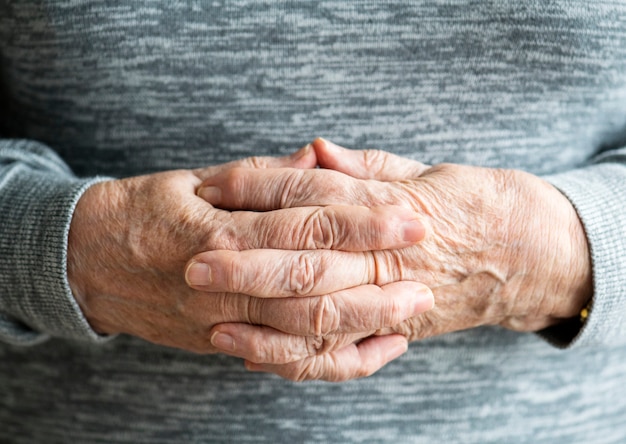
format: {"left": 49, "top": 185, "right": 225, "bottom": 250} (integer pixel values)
{"left": 68, "top": 146, "right": 434, "bottom": 380}
{"left": 198, "top": 139, "right": 592, "bottom": 381}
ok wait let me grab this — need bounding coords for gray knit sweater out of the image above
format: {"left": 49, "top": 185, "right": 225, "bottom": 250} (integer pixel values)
{"left": 1, "top": 1, "right": 625, "bottom": 443}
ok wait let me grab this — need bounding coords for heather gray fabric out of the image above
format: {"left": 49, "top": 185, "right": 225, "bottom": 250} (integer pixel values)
{"left": 1, "top": 1, "right": 626, "bottom": 443}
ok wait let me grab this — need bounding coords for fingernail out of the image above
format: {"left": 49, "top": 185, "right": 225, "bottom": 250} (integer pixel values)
{"left": 402, "top": 219, "right": 425, "bottom": 242}
{"left": 291, "top": 143, "right": 312, "bottom": 160}
{"left": 413, "top": 285, "right": 435, "bottom": 314}
{"left": 211, "top": 332, "right": 235, "bottom": 352}
{"left": 385, "top": 340, "right": 408, "bottom": 361}
{"left": 197, "top": 186, "right": 221, "bottom": 205}
{"left": 185, "top": 262, "right": 212, "bottom": 286}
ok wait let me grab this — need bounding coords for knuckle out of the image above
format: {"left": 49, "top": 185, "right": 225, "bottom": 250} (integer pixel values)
{"left": 308, "top": 295, "right": 341, "bottom": 336}
{"left": 303, "top": 334, "right": 340, "bottom": 357}
{"left": 224, "top": 253, "right": 247, "bottom": 293}
{"left": 278, "top": 169, "right": 307, "bottom": 208}
{"left": 246, "top": 338, "right": 275, "bottom": 363}
{"left": 305, "top": 335, "right": 325, "bottom": 356}
{"left": 201, "top": 211, "right": 243, "bottom": 250}
{"left": 380, "top": 296, "right": 406, "bottom": 327}
{"left": 393, "top": 316, "right": 428, "bottom": 342}
{"left": 246, "top": 156, "right": 270, "bottom": 169}
{"left": 362, "top": 149, "right": 389, "bottom": 177}
{"left": 292, "top": 359, "right": 322, "bottom": 382}
{"left": 287, "top": 252, "right": 319, "bottom": 296}
{"left": 248, "top": 335, "right": 305, "bottom": 364}
{"left": 300, "top": 208, "right": 338, "bottom": 250}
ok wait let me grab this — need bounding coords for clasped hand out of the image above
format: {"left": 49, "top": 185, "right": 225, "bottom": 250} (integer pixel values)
{"left": 69, "top": 139, "right": 591, "bottom": 382}
{"left": 196, "top": 139, "right": 592, "bottom": 381}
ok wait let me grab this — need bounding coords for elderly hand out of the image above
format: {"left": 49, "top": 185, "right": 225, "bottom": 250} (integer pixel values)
{"left": 198, "top": 139, "right": 592, "bottom": 381}
{"left": 68, "top": 146, "right": 433, "bottom": 378}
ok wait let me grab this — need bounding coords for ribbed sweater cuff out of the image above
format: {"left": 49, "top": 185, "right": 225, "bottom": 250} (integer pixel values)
{"left": 0, "top": 164, "right": 111, "bottom": 344}
{"left": 541, "top": 164, "right": 626, "bottom": 348}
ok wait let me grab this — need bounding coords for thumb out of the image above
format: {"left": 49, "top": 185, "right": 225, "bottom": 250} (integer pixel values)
{"left": 312, "top": 138, "right": 429, "bottom": 181}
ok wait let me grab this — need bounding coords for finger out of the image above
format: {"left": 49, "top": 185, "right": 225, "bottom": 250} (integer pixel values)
{"left": 192, "top": 143, "right": 317, "bottom": 181}
{"left": 208, "top": 324, "right": 365, "bottom": 364}
{"left": 196, "top": 167, "right": 394, "bottom": 211}
{"left": 244, "top": 334, "right": 409, "bottom": 382}
{"left": 195, "top": 204, "right": 425, "bottom": 252}
{"left": 186, "top": 249, "right": 374, "bottom": 296}
{"left": 186, "top": 248, "right": 432, "bottom": 299}
{"left": 210, "top": 281, "right": 434, "bottom": 337}
{"left": 312, "top": 137, "right": 430, "bottom": 181}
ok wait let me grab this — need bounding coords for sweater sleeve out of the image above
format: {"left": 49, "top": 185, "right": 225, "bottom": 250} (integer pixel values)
{"left": 541, "top": 146, "right": 626, "bottom": 348}
{"left": 0, "top": 139, "right": 111, "bottom": 345}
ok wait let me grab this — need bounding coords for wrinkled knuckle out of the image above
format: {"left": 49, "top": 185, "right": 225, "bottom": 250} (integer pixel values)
{"left": 224, "top": 254, "right": 246, "bottom": 294}
{"left": 286, "top": 361, "right": 317, "bottom": 382}
{"left": 246, "top": 156, "right": 269, "bottom": 169}
{"left": 391, "top": 320, "right": 415, "bottom": 340}
{"left": 304, "top": 335, "right": 324, "bottom": 357}
{"left": 363, "top": 149, "right": 388, "bottom": 176}
{"left": 381, "top": 297, "right": 406, "bottom": 327}
{"left": 247, "top": 341, "right": 273, "bottom": 364}
{"left": 304, "top": 334, "right": 340, "bottom": 357}
{"left": 287, "top": 252, "right": 319, "bottom": 296}
{"left": 302, "top": 208, "right": 339, "bottom": 250}
{"left": 394, "top": 316, "right": 429, "bottom": 342}
{"left": 202, "top": 210, "right": 242, "bottom": 250}
{"left": 259, "top": 339, "right": 305, "bottom": 364}
{"left": 309, "top": 295, "right": 341, "bottom": 336}
{"left": 279, "top": 169, "right": 306, "bottom": 208}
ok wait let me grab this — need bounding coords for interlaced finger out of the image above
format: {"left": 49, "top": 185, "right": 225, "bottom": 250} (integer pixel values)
{"left": 197, "top": 166, "right": 388, "bottom": 211}
{"left": 200, "top": 281, "right": 434, "bottom": 337}
{"left": 199, "top": 204, "right": 424, "bottom": 251}
{"left": 244, "top": 334, "right": 409, "bottom": 382}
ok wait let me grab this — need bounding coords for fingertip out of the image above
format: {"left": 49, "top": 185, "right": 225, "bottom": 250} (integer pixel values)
{"left": 197, "top": 185, "right": 222, "bottom": 205}
{"left": 401, "top": 218, "right": 426, "bottom": 243}
{"left": 383, "top": 281, "right": 434, "bottom": 315}
{"left": 414, "top": 283, "right": 435, "bottom": 312}
{"left": 384, "top": 336, "right": 409, "bottom": 362}
{"left": 312, "top": 137, "right": 345, "bottom": 169}
{"left": 290, "top": 143, "right": 312, "bottom": 160}
{"left": 314, "top": 139, "right": 380, "bottom": 180}
{"left": 288, "top": 143, "right": 318, "bottom": 169}
{"left": 311, "top": 137, "right": 328, "bottom": 152}
{"left": 313, "top": 137, "right": 345, "bottom": 154}
{"left": 210, "top": 331, "right": 236, "bottom": 352}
